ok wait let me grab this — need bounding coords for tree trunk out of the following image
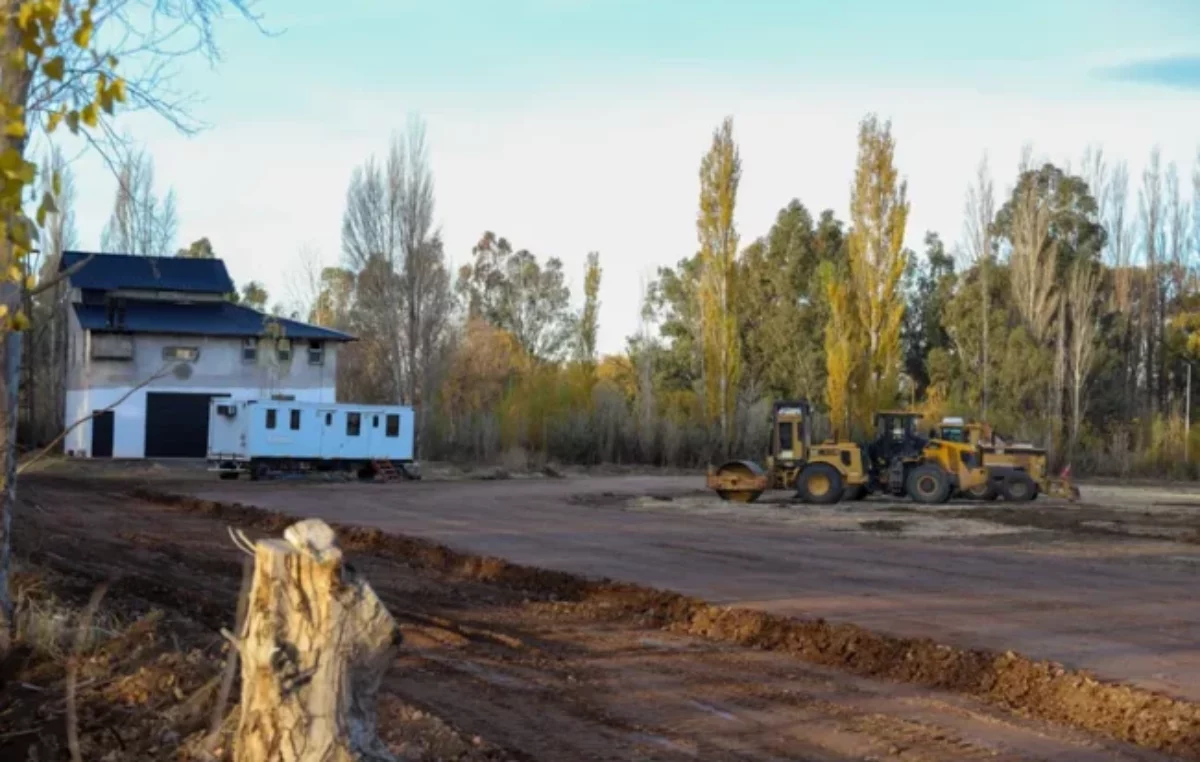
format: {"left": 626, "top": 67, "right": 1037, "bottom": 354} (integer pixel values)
{"left": 981, "top": 253, "right": 989, "bottom": 420}
{"left": 0, "top": 331, "right": 23, "bottom": 653}
{"left": 233, "top": 518, "right": 399, "bottom": 762}
{"left": 1052, "top": 299, "right": 1066, "bottom": 464}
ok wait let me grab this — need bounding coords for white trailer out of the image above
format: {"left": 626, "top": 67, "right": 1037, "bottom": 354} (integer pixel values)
{"left": 207, "top": 398, "right": 418, "bottom": 480}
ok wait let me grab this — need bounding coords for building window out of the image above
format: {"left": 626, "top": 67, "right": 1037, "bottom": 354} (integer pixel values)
{"left": 242, "top": 337, "right": 257, "bottom": 362}
{"left": 162, "top": 346, "right": 199, "bottom": 362}
{"left": 266, "top": 408, "right": 277, "bottom": 429}
{"left": 307, "top": 340, "right": 324, "bottom": 365}
{"left": 385, "top": 414, "right": 400, "bottom": 438}
{"left": 90, "top": 333, "right": 133, "bottom": 361}
{"left": 276, "top": 339, "right": 292, "bottom": 363}
{"left": 290, "top": 409, "right": 301, "bottom": 430}
{"left": 346, "top": 412, "right": 361, "bottom": 437}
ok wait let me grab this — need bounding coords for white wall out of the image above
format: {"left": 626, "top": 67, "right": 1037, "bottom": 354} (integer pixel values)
{"left": 64, "top": 384, "right": 335, "bottom": 458}
{"left": 62, "top": 314, "right": 348, "bottom": 457}
{"left": 79, "top": 333, "right": 339, "bottom": 395}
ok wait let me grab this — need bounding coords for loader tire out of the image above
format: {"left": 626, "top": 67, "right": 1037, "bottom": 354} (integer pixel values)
{"left": 797, "top": 463, "right": 844, "bottom": 505}
{"left": 1001, "top": 473, "right": 1038, "bottom": 502}
{"left": 907, "top": 464, "right": 951, "bottom": 504}
{"left": 965, "top": 483, "right": 997, "bottom": 501}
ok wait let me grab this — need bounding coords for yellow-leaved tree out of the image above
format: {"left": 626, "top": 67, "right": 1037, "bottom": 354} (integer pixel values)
{"left": 0, "top": 0, "right": 257, "bottom": 649}
{"left": 0, "top": 0, "right": 128, "bottom": 649}
{"left": 821, "top": 261, "right": 856, "bottom": 438}
{"left": 696, "top": 116, "right": 741, "bottom": 449}
{"left": 847, "top": 114, "right": 910, "bottom": 427}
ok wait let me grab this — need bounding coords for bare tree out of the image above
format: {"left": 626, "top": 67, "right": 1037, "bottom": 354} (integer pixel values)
{"left": 1107, "top": 162, "right": 1134, "bottom": 310}
{"left": 395, "top": 118, "right": 453, "bottom": 434}
{"left": 100, "top": 145, "right": 179, "bottom": 256}
{"left": 1140, "top": 147, "right": 1165, "bottom": 414}
{"left": 1009, "top": 150, "right": 1059, "bottom": 345}
{"left": 340, "top": 116, "right": 453, "bottom": 426}
{"left": 962, "top": 153, "right": 994, "bottom": 417}
{"left": 1068, "top": 260, "right": 1100, "bottom": 451}
{"left": 1193, "top": 148, "right": 1200, "bottom": 280}
{"left": 23, "top": 147, "right": 77, "bottom": 445}
{"left": 1165, "top": 161, "right": 1189, "bottom": 304}
{"left": 284, "top": 244, "right": 327, "bottom": 321}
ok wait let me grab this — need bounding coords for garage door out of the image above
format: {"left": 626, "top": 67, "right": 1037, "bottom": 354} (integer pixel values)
{"left": 144, "top": 392, "right": 229, "bottom": 458}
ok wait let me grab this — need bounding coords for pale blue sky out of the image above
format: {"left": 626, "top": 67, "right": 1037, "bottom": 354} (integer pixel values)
{"left": 60, "top": 0, "right": 1200, "bottom": 353}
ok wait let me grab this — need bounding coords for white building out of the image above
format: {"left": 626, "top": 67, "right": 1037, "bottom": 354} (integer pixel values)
{"left": 60, "top": 251, "right": 354, "bottom": 458}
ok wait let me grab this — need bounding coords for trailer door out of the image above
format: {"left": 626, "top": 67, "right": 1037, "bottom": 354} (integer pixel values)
{"left": 318, "top": 408, "right": 341, "bottom": 459}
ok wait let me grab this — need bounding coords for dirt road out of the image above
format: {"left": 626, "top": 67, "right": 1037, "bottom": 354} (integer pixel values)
{"left": 184, "top": 475, "right": 1200, "bottom": 706}
{"left": 13, "top": 477, "right": 1180, "bottom": 761}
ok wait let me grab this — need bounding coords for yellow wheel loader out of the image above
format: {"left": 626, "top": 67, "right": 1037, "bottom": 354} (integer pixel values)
{"left": 706, "top": 403, "right": 1030, "bottom": 506}
{"left": 706, "top": 400, "right": 870, "bottom": 504}
{"left": 865, "top": 411, "right": 1018, "bottom": 503}
{"left": 930, "top": 417, "right": 1080, "bottom": 502}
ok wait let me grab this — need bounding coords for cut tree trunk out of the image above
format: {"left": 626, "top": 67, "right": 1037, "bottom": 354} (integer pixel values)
{"left": 233, "top": 518, "right": 400, "bottom": 762}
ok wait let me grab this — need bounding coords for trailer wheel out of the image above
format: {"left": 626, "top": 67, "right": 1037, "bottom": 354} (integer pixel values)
{"left": 250, "top": 462, "right": 270, "bottom": 481}
{"left": 797, "top": 463, "right": 844, "bottom": 505}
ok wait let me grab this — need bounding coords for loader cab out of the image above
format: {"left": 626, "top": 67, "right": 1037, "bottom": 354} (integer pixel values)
{"left": 771, "top": 400, "right": 812, "bottom": 467}
{"left": 934, "top": 416, "right": 969, "bottom": 444}
{"left": 869, "top": 411, "right": 927, "bottom": 467}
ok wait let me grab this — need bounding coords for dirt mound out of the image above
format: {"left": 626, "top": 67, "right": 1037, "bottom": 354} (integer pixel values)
{"left": 128, "top": 486, "right": 1200, "bottom": 759}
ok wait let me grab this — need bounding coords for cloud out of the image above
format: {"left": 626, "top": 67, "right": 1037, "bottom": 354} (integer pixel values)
{"left": 1097, "top": 55, "right": 1200, "bottom": 90}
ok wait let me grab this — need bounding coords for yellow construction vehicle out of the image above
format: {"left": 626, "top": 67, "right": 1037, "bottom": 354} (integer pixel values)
{"left": 930, "top": 417, "right": 1080, "bottom": 501}
{"left": 706, "top": 400, "right": 870, "bottom": 503}
{"left": 707, "top": 404, "right": 1038, "bottom": 505}
{"left": 865, "top": 411, "right": 1037, "bottom": 503}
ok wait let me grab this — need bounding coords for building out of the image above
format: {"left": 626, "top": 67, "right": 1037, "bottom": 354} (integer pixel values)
{"left": 59, "top": 251, "right": 354, "bottom": 458}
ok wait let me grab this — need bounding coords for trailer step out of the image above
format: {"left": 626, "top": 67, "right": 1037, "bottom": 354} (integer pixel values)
{"left": 373, "top": 459, "right": 401, "bottom": 482}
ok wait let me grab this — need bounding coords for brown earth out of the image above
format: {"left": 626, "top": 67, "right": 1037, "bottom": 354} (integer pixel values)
{"left": 172, "top": 474, "right": 1200, "bottom": 705}
{"left": 0, "top": 477, "right": 1190, "bottom": 762}
{"left": 0, "top": 472, "right": 1195, "bottom": 760}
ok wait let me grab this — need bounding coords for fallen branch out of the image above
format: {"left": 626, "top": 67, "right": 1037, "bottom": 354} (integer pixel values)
{"left": 204, "top": 554, "right": 253, "bottom": 753}
{"left": 67, "top": 581, "right": 110, "bottom": 762}
{"left": 17, "top": 363, "right": 174, "bottom": 474}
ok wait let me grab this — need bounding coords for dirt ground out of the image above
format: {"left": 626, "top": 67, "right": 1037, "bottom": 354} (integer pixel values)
{"left": 6, "top": 468, "right": 1200, "bottom": 760}
{"left": 173, "top": 473, "right": 1200, "bottom": 703}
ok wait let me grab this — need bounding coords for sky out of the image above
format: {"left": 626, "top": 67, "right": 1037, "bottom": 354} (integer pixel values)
{"left": 50, "top": 0, "right": 1200, "bottom": 355}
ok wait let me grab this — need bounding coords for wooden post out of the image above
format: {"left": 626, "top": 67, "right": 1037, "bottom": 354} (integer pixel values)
{"left": 233, "top": 518, "right": 400, "bottom": 762}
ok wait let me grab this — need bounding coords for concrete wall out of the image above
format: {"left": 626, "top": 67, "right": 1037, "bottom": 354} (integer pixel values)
{"left": 63, "top": 324, "right": 341, "bottom": 457}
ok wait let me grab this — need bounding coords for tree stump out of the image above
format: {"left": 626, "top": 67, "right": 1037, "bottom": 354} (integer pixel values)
{"left": 233, "top": 519, "right": 400, "bottom": 762}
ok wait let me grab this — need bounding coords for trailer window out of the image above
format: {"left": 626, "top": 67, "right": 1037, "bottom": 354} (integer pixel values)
{"left": 347, "top": 412, "right": 361, "bottom": 437}
{"left": 386, "top": 414, "right": 400, "bottom": 438}
{"left": 372, "top": 415, "right": 379, "bottom": 428}
{"left": 266, "top": 408, "right": 277, "bottom": 429}
{"left": 325, "top": 412, "right": 332, "bottom": 426}
{"left": 290, "top": 409, "right": 301, "bottom": 430}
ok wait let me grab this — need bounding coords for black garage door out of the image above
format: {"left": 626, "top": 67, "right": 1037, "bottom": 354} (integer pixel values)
{"left": 144, "top": 392, "right": 229, "bottom": 458}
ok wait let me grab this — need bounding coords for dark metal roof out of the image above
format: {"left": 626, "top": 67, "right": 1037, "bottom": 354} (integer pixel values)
{"left": 73, "top": 301, "right": 354, "bottom": 341}
{"left": 59, "top": 251, "right": 235, "bottom": 294}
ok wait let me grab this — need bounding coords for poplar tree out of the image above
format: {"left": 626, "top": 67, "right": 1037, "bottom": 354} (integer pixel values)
{"left": 846, "top": 115, "right": 910, "bottom": 425}
{"left": 696, "top": 116, "right": 742, "bottom": 446}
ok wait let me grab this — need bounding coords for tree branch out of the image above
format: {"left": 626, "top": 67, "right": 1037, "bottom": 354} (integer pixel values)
{"left": 67, "top": 581, "right": 110, "bottom": 762}
{"left": 17, "top": 363, "right": 176, "bottom": 472}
